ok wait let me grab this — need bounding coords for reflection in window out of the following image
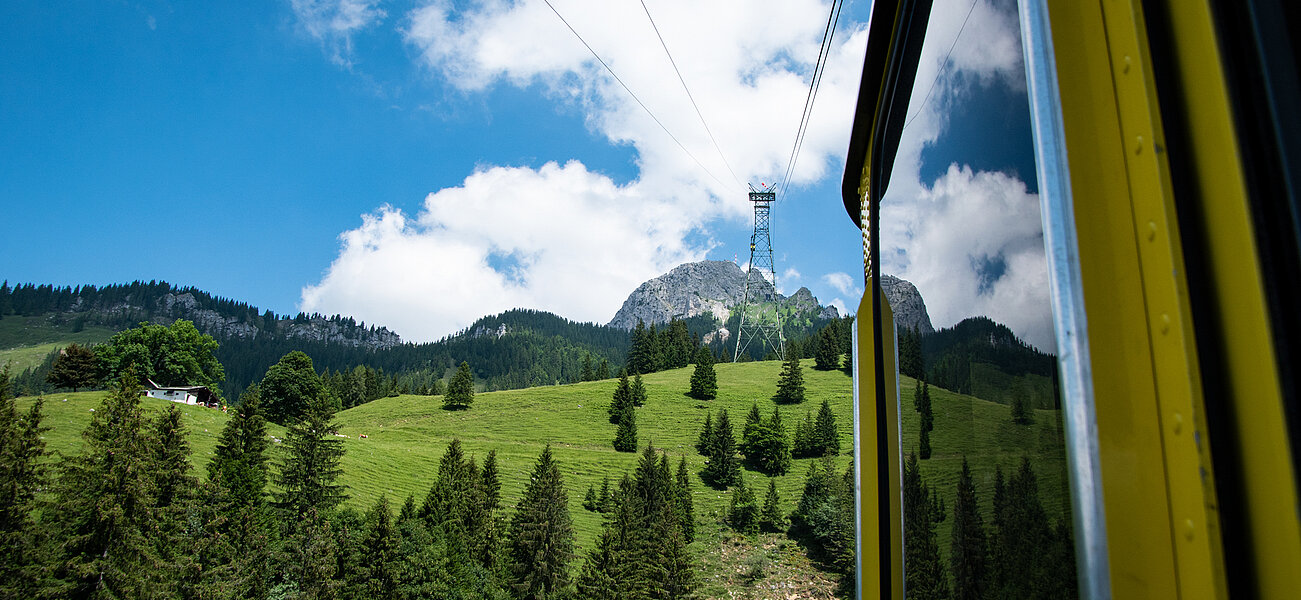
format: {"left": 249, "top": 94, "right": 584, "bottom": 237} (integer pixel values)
{"left": 881, "top": 0, "right": 1078, "bottom": 598}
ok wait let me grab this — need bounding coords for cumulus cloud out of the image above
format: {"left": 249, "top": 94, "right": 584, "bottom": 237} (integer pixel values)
{"left": 300, "top": 0, "right": 872, "bottom": 341}
{"left": 289, "top": 0, "right": 386, "bottom": 67}
{"left": 300, "top": 161, "right": 709, "bottom": 341}
{"left": 877, "top": 0, "right": 1054, "bottom": 350}
{"left": 822, "top": 271, "right": 861, "bottom": 297}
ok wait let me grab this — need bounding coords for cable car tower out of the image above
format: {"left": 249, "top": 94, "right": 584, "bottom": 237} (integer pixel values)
{"left": 734, "top": 184, "right": 785, "bottom": 361}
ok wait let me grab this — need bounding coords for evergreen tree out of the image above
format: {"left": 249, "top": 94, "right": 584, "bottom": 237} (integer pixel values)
{"left": 46, "top": 342, "right": 99, "bottom": 391}
{"left": 628, "top": 320, "right": 654, "bottom": 375}
{"left": 687, "top": 347, "right": 716, "bottom": 400}
{"left": 445, "top": 361, "right": 476, "bottom": 409}
{"left": 583, "top": 484, "right": 599, "bottom": 512}
{"left": 774, "top": 355, "right": 805, "bottom": 403}
{"left": 674, "top": 457, "right": 695, "bottom": 543}
{"left": 613, "top": 405, "right": 638, "bottom": 452}
{"left": 359, "top": 495, "right": 401, "bottom": 599}
{"left": 580, "top": 354, "right": 595, "bottom": 382}
{"left": 920, "top": 424, "right": 933, "bottom": 460}
{"left": 695, "top": 412, "right": 713, "bottom": 455}
{"left": 609, "top": 370, "right": 632, "bottom": 424}
{"left": 272, "top": 391, "right": 348, "bottom": 526}
{"left": 507, "top": 445, "right": 575, "bottom": 600}
{"left": 43, "top": 372, "right": 159, "bottom": 598}
{"left": 631, "top": 373, "right": 647, "bottom": 407}
{"left": 728, "top": 474, "right": 759, "bottom": 534}
{"left": 920, "top": 381, "right": 934, "bottom": 432}
{"left": 759, "top": 478, "right": 784, "bottom": 532}
{"left": 814, "top": 325, "right": 841, "bottom": 370}
{"left": 814, "top": 398, "right": 841, "bottom": 456}
{"left": 950, "top": 458, "right": 989, "bottom": 600}
{"left": 792, "top": 410, "right": 815, "bottom": 458}
{"left": 203, "top": 388, "right": 272, "bottom": 599}
{"left": 701, "top": 409, "right": 740, "bottom": 488}
{"left": 990, "top": 457, "right": 1055, "bottom": 600}
{"left": 900, "top": 326, "right": 924, "bottom": 379}
{"left": 596, "top": 359, "right": 610, "bottom": 380}
{"left": 903, "top": 453, "right": 949, "bottom": 600}
{"left": 739, "top": 403, "right": 764, "bottom": 458}
{"left": 147, "top": 404, "right": 200, "bottom": 596}
{"left": 0, "top": 366, "right": 46, "bottom": 599}
{"left": 597, "top": 476, "right": 613, "bottom": 514}
{"left": 1011, "top": 387, "right": 1034, "bottom": 425}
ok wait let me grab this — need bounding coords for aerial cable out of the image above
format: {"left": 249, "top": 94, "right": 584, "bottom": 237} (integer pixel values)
{"left": 638, "top": 0, "right": 745, "bottom": 190}
{"left": 541, "top": 0, "right": 732, "bottom": 192}
{"left": 782, "top": 0, "right": 843, "bottom": 199}
{"left": 776, "top": 0, "right": 842, "bottom": 199}
{"left": 901, "top": 0, "right": 979, "bottom": 132}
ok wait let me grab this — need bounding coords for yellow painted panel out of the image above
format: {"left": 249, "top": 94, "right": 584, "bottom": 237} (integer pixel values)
{"left": 854, "top": 288, "right": 903, "bottom": 600}
{"left": 1156, "top": 0, "right": 1301, "bottom": 594}
{"left": 1047, "top": 0, "right": 1180, "bottom": 596}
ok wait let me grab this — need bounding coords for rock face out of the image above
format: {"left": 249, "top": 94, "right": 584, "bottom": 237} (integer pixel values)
{"left": 881, "top": 275, "right": 934, "bottom": 335}
{"left": 607, "top": 261, "right": 841, "bottom": 329}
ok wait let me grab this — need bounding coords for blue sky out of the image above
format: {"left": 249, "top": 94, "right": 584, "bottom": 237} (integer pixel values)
{"left": 2, "top": 0, "right": 1049, "bottom": 349}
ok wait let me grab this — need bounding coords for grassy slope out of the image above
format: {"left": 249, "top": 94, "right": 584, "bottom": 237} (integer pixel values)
{"left": 899, "top": 374, "right": 1072, "bottom": 567}
{"left": 17, "top": 360, "right": 1071, "bottom": 598}
{"left": 0, "top": 316, "right": 117, "bottom": 373}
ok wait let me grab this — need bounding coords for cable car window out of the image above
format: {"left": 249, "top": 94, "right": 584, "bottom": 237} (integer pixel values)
{"left": 879, "top": 1, "right": 1078, "bottom": 597}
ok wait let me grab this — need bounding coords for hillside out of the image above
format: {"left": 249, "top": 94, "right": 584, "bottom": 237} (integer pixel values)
{"left": 17, "top": 359, "right": 855, "bottom": 597}
{"left": 16, "top": 356, "right": 1072, "bottom": 598}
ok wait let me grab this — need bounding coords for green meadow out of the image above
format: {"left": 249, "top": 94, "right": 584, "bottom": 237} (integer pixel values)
{"left": 16, "top": 357, "right": 1071, "bottom": 596}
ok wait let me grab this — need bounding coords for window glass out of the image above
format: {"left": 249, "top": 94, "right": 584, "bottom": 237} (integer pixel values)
{"left": 880, "top": 0, "right": 1078, "bottom": 597}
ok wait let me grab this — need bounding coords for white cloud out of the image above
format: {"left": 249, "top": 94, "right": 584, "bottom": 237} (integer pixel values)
{"left": 301, "top": 161, "right": 708, "bottom": 342}
{"left": 779, "top": 267, "right": 802, "bottom": 294}
{"left": 871, "top": 0, "right": 1055, "bottom": 351}
{"left": 822, "top": 271, "right": 860, "bottom": 297}
{"left": 301, "top": 0, "right": 874, "bottom": 341}
{"left": 289, "top": 0, "right": 386, "bottom": 67}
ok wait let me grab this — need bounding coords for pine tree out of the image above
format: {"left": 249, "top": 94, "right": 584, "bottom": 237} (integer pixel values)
{"left": 147, "top": 404, "right": 200, "bottom": 596}
{"left": 1011, "top": 387, "right": 1034, "bottom": 425}
{"left": 695, "top": 412, "right": 713, "bottom": 455}
{"left": 920, "top": 424, "right": 933, "bottom": 460}
{"left": 950, "top": 458, "right": 989, "bottom": 600}
{"left": 727, "top": 474, "right": 759, "bottom": 534}
{"left": 920, "top": 380, "right": 934, "bottom": 432}
{"left": 46, "top": 342, "right": 98, "bottom": 391}
{"left": 580, "top": 354, "right": 595, "bottom": 382}
{"left": 359, "top": 495, "right": 400, "bottom": 598}
{"left": 631, "top": 373, "right": 647, "bottom": 407}
{"left": 774, "top": 355, "right": 805, "bottom": 403}
{"left": 43, "top": 372, "right": 159, "bottom": 598}
{"left": 903, "top": 452, "right": 950, "bottom": 600}
{"left": 814, "top": 325, "right": 842, "bottom": 371}
{"left": 444, "top": 361, "right": 475, "bottom": 409}
{"left": 272, "top": 391, "right": 348, "bottom": 526}
{"left": 583, "top": 484, "right": 599, "bottom": 512}
{"left": 990, "top": 457, "right": 1055, "bottom": 599}
{"left": 739, "top": 403, "right": 764, "bottom": 458}
{"left": 609, "top": 370, "right": 632, "bottom": 424}
{"left": 507, "top": 445, "right": 575, "bottom": 599}
{"left": 900, "top": 326, "right": 924, "bottom": 379}
{"left": 203, "top": 388, "right": 272, "bottom": 599}
{"left": 597, "top": 476, "right": 613, "bottom": 514}
{"left": 613, "top": 405, "right": 638, "bottom": 452}
{"left": 701, "top": 409, "right": 740, "bottom": 488}
{"left": 688, "top": 347, "right": 716, "bottom": 400}
{"left": 759, "top": 478, "right": 784, "bottom": 532}
{"left": 814, "top": 397, "right": 840, "bottom": 456}
{"left": 596, "top": 359, "right": 611, "bottom": 380}
{"left": 0, "top": 366, "right": 46, "bottom": 599}
{"left": 793, "top": 410, "right": 815, "bottom": 458}
{"left": 674, "top": 457, "right": 695, "bottom": 543}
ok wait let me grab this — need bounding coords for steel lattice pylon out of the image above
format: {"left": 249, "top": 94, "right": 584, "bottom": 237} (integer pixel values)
{"left": 734, "top": 189, "right": 785, "bottom": 361}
